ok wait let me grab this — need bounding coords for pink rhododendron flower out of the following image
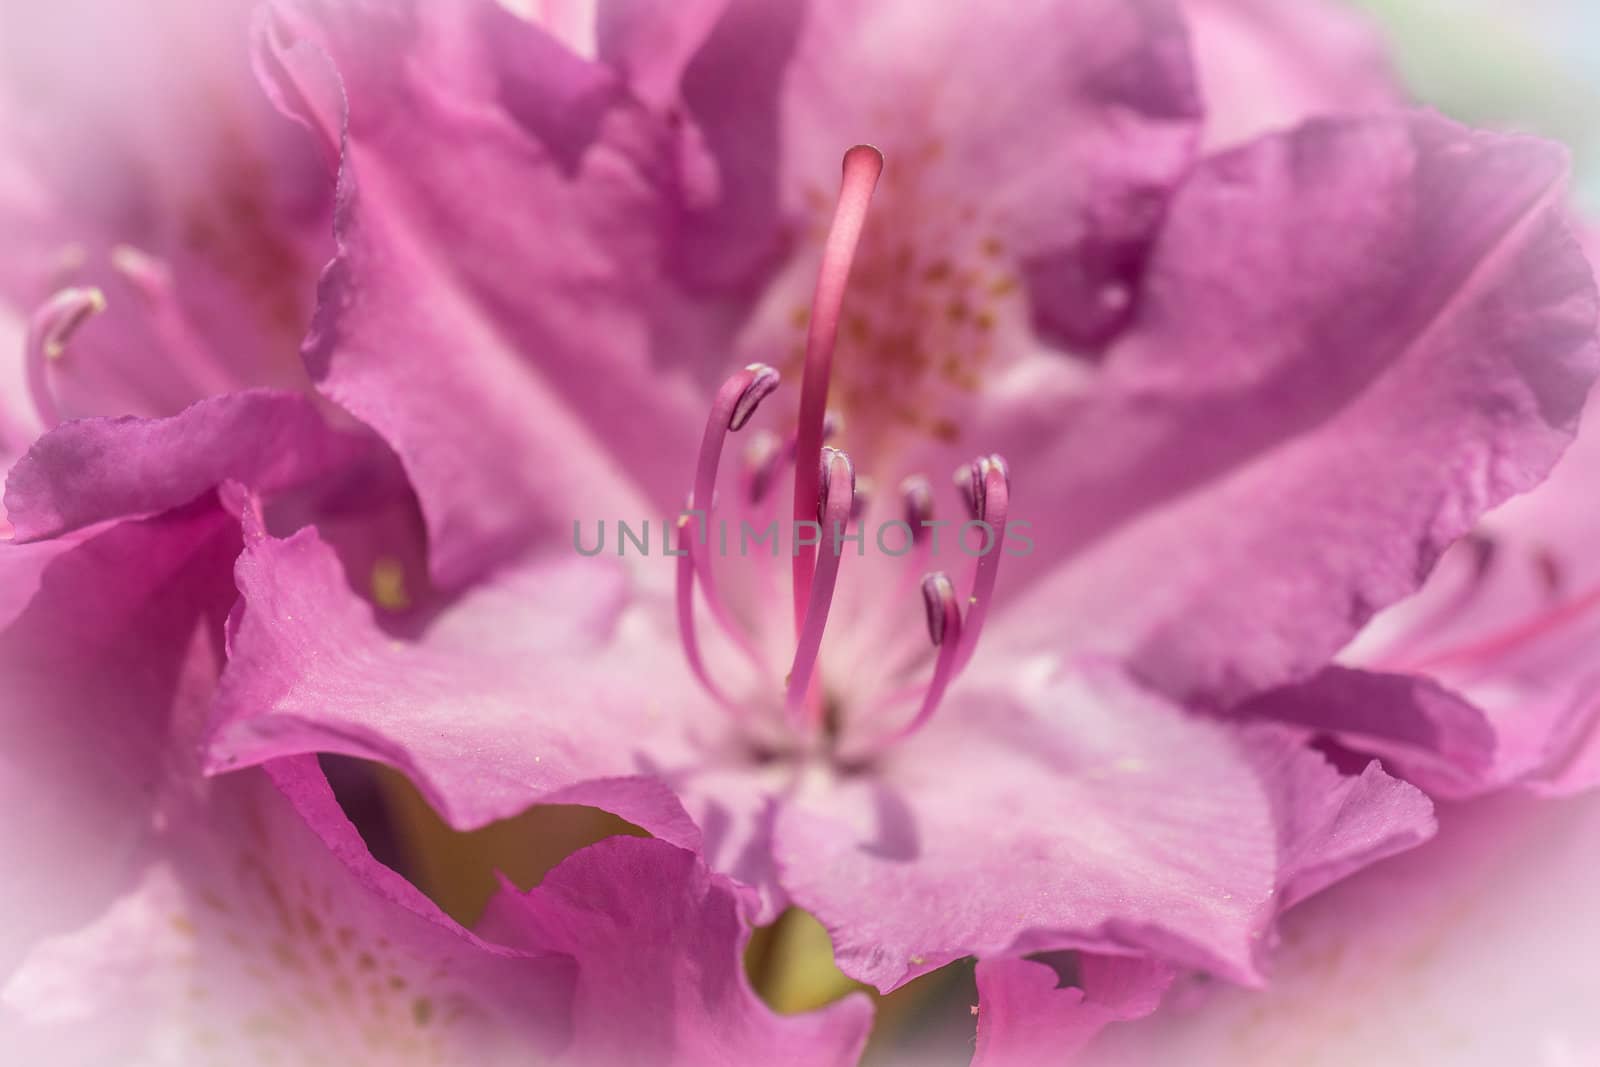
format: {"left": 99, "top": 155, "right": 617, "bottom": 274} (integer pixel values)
{"left": 3, "top": 0, "right": 1600, "bottom": 1063}
{"left": 202, "top": 0, "right": 1590, "bottom": 1027}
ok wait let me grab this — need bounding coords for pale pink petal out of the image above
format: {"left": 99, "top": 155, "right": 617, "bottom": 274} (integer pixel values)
{"left": 1084, "top": 792, "right": 1600, "bottom": 1066}
{"left": 772, "top": 662, "right": 1433, "bottom": 992}
{"left": 482, "top": 836, "right": 873, "bottom": 1066}
{"left": 208, "top": 523, "right": 715, "bottom": 842}
{"left": 987, "top": 113, "right": 1599, "bottom": 707}
{"left": 0, "top": 506, "right": 243, "bottom": 976}
{"left": 1181, "top": 0, "right": 1402, "bottom": 151}
{"left": 1, "top": 758, "right": 573, "bottom": 1064}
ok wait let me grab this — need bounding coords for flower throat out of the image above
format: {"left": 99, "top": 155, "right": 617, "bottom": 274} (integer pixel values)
{"left": 676, "top": 146, "right": 1012, "bottom": 757}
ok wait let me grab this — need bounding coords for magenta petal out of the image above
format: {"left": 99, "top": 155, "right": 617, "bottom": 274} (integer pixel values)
{"left": 772, "top": 662, "right": 1433, "bottom": 992}
{"left": 0, "top": 532, "right": 86, "bottom": 631}
{"left": 595, "top": 0, "right": 731, "bottom": 110}
{"left": 209, "top": 523, "right": 712, "bottom": 841}
{"left": 0, "top": 504, "right": 240, "bottom": 977}
{"left": 482, "top": 836, "right": 873, "bottom": 1066}
{"left": 259, "top": 0, "right": 713, "bottom": 585}
{"left": 992, "top": 112, "right": 1600, "bottom": 706}
{"left": 973, "top": 955, "right": 1173, "bottom": 1067}
{"left": 1235, "top": 667, "right": 1502, "bottom": 799}
{"left": 1, "top": 758, "right": 575, "bottom": 1062}
{"left": 4, "top": 391, "right": 365, "bottom": 542}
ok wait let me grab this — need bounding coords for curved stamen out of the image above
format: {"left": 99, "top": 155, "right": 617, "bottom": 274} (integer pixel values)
{"left": 869, "top": 573, "right": 964, "bottom": 750}
{"left": 675, "top": 515, "right": 735, "bottom": 713}
{"left": 688, "top": 364, "right": 781, "bottom": 668}
{"left": 728, "top": 364, "right": 781, "bottom": 432}
{"left": 787, "top": 447, "right": 857, "bottom": 725}
{"left": 954, "top": 455, "right": 1010, "bottom": 674}
{"left": 25, "top": 287, "right": 106, "bottom": 428}
{"left": 791, "top": 145, "right": 883, "bottom": 630}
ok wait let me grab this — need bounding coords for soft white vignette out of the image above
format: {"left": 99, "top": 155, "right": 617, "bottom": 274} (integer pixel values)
{"left": 1356, "top": 0, "right": 1600, "bottom": 209}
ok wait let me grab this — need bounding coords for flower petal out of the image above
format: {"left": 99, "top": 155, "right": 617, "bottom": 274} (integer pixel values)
{"left": 4, "top": 391, "right": 366, "bottom": 543}
{"left": 1180, "top": 0, "right": 1401, "bottom": 150}
{"left": 260, "top": 0, "right": 716, "bottom": 585}
{"left": 481, "top": 835, "right": 874, "bottom": 1066}
{"left": 0, "top": 386, "right": 389, "bottom": 977}
{"left": 1083, "top": 791, "right": 1600, "bottom": 1066}
{"left": 1234, "top": 667, "right": 1502, "bottom": 800}
{"left": 734, "top": 0, "right": 1199, "bottom": 356}
{"left": 0, "top": 503, "right": 240, "bottom": 978}
{"left": 1, "top": 758, "right": 575, "bottom": 1064}
{"left": 771, "top": 661, "right": 1433, "bottom": 992}
{"left": 989, "top": 113, "right": 1600, "bottom": 706}
{"left": 208, "top": 523, "right": 714, "bottom": 842}
{"left": 973, "top": 954, "right": 1173, "bottom": 1067}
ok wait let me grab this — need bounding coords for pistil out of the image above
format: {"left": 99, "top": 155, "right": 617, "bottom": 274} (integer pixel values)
{"left": 791, "top": 145, "right": 883, "bottom": 631}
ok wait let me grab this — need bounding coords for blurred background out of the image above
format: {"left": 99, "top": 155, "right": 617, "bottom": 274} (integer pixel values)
{"left": 1356, "top": 0, "right": 1600, "bottom": 210}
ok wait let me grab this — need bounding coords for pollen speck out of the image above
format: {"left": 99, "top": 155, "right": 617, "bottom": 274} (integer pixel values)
{"left": 371, "top": 557, "right": 410, "bottom": 612}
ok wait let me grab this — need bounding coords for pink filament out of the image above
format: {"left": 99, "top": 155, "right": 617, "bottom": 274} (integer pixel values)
{"left": 687, "top": 365, "right": 777, "bottom": 670}
{"left": 786, "top": 449, "right": 857, "bottom": 726}
{"left": 872, "top": 574, "right": 964, "bottom": 751}
{"left": 955, "top": 459, "right": 1010, "bottom": 674}
{"left": 24, "top": 287, "right": 105, "bottom": 428}
{"left": 791, "top": 145, "right": 883, "bottom": 632}
{"left": 675, "top": 516, "right": 735, "bottom": 713}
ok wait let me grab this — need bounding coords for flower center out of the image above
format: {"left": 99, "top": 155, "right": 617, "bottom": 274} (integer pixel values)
{"left": 672, "top": 147, "right": 1014, "bottom": 760}
{"left": 777, "top": 136, "right": 1028, "bottom": 458}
